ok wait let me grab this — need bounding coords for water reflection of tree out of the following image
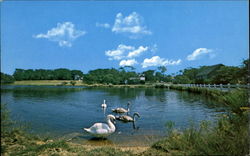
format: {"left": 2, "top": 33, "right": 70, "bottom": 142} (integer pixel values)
{"left": 175, "top": 91, "right": 222, "bottom": 109}
{"left": 98, "top": 88, "right": 169, "bottom": 103}
{"left": 100, "top": 88, "right": 141, "bottom": 99}
{"left": 10, "top": 87, "right": 84, "bottom": 98}
{"left": 144, "top": 88, "right": 168, "bottom": 102}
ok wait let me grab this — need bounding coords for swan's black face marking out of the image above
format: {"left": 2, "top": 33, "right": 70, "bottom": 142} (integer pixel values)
{"left": 111, "top": 118, "right": 116, "bottom": 124}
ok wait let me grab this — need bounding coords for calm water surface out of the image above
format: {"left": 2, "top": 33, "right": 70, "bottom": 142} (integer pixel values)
{"left": 1, "top": 85, "right": 224, "bottom": 146}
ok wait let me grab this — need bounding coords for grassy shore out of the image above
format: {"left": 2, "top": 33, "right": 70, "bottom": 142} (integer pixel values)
{"left": 1, "top": 85, "right": 249, "bottom": 155}
{"left": 12, "top": 80, "right": 155, "bottom": 88}
{"left": 13, "top": 80, "right": 82, "bottom": 86}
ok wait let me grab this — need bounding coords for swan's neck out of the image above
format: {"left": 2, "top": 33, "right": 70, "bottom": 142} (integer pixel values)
{"left": 104, "top": 100, "right": 106, "bottom": 104}
{"left": 133, "top": 114, "right": 139, "bottom": 121}
{"left": 107, "top": 118, "right": 115, "bottom": 132}
{"left": 133, "top": 114, "right": 136, "bottom": 121}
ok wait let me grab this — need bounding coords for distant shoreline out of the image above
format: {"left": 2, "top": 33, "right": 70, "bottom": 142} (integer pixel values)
{"left": 10, "top": 80, "right": 156, "bottom": 88}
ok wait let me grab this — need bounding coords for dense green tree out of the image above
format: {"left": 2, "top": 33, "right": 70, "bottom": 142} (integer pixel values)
{"left": 71, "top": 70, "right": 84, "bottom": 80}
{"left": 1, "top": 72, "right": 15, "bottom": 84}
{"left": 10, "top": 60, "right": 248, "bottom": 84}
{"left": 211, "top": 66, "right": 242, "bottom": 84}
{"left": 173, "top": 75, "right": 191, "bottom": 84}
{"left": 12, "top": 68, "right": 83, "bottom": 81}
{"left": 143, "top": 70, "right": 155, "bottom": 82}
{"left": 54, "top": 68, "right": 72, "bottom": 80}
{"left": 157, "top": 66, "right": 167, "bottom": 74}
{"left": 13, "top": 69, "right": 25, "bottom": 80}
{"left": 182, "top": 68, "right": 198, "bottom": 83}
{"left": 239, "top": 59, "right": 249, "bottom": 83}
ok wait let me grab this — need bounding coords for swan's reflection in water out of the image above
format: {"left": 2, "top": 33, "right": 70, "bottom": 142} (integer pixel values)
{"left": 102, "top": 108, "right": 106, "bottom": 119}
{"left": 132, "top": 121, "right": 140, "bottom": 131}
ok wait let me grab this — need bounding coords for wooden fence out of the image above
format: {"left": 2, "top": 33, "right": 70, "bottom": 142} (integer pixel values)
{"left": 178, "top": 83, "right": 250, "bottom": 90}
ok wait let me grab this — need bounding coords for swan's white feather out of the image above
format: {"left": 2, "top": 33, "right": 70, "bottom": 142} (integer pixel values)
{"left": 84, "top": 115, "right": 116, "bottom": 137}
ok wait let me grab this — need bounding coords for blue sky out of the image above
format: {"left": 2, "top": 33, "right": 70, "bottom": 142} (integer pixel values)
{"left": 1, "top": 1, "right": 248, "bottom": 75}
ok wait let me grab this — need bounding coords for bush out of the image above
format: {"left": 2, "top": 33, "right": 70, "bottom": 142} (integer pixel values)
{"left": 70, "top": 81, "right": 76, "bottom": 86}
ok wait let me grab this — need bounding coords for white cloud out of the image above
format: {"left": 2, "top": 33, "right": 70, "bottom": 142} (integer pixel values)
{"left": 34, "top": 22, "right": 86, "bottom": 47}
{"left": 186, "top": 48, "right": 214, "bottom": 61}
{"left": 105, "top": 44, "right": 148, "bottom": 60}
{"left": 96, "top": 23, "right": 110, "bottom": 28}
{"left": 112, "top": 12, "right": 152, "bottom": 38}
{"left": 119, "top": 59, "right": 138, "bottom": 66}
{"left": 141, "top": 56, "right": 181, "bottom": 68}
{"left": 105, "top": 44, "right": 134, "bottom": 60}
{"left": 127, "top": 46, "right": 148, "bottom": 58}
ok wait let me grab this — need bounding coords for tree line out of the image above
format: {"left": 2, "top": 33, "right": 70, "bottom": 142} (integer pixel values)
{"left": 173, "top": 59, "right": 248, "bottom": 84}
{"left": 1, "top": 59, "right": 248, "bottom": 84}
{"left": 0, "top": 73, "right": 15, "bottom": 84}
{"left": 83, "top": 60, "right": 248, "bottom": 85}
{"left": 12, "top": 68, "right": 84, "bottom": 81}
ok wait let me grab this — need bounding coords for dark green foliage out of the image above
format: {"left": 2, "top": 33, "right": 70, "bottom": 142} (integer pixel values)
{"left": 1, "top": 104, "right": 14, "bottom": 135}
{"left": 83, "top": 68, "right": 142, "bottom": 85}
{"left": 172, "top": 60, "right": 248, "bottom": 84}
{"left": 143, "top": 70, "right": 156, "bottom": 82}
{"left": 71, "top": 70, "right": 84, "bottom": 80}
{"left": 70, "top": 81, "right": 76, "bottom": 86}
{"left": 54, "top": 68, "right": 72, "bottom": 80}
{"left": 1, "top": 72, "right": 15, "bottom": 84}
{"left": 210, "top": 66, "right": 242, "bottom": 84}
{"left": 10, "top": 59, "right": 248, "bottom": 84}
{"left": 13, "top": 68, "right": 83, "bottom": 80}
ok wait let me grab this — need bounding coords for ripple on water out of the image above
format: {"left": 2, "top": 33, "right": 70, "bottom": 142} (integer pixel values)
{"left": 1, "top": 86, "right": 224, "bottom": 146}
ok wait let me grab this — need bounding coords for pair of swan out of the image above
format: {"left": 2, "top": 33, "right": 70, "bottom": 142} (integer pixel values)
{"left": 84, "top": 113, "right": 140, "bottom": 137}
{"left": 84, "top": 101, "right": 138, "bottom": 137}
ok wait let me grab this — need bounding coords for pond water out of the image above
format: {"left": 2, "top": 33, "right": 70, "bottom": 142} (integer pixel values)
{"left": 1, "top": 85, "right": 224, "bottom": 146}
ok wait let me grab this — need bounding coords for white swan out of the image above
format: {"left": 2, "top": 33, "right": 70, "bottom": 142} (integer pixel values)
{"left": 101, "top": 99, "right": 107, "bottom": 108}
{"left": 112, "top": 102, "right": 130, "bottom": 113}
{"left": 83, "top": 114, "right": 116, "bottom": 137}
{"left": 116, "top": 112, "right": 140, "bottom": 122}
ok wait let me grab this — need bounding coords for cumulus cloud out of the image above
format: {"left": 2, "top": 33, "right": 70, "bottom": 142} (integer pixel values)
{"left": 127, "top": 46, "right": 148, "bottom": 58}
{"left": 112, "top": 12, "right": 152, "bottom": 38}
{"left": 105, "top": 44, "right": 134, "bottom": 60}
{"left": 119, "top": 59, "right": 138, "bottom": 66}
{"left": 186, "top": 48, "right": 214, "bottom": 61}
{"left": 105, "top": 44, "right": 148, "bottom": 60}
{"left": 141, "top": 56, "right": 181, "bottom": 68}
{"left": 34, "top": 22, "right": 86, "bottom": 47}
{"left": 96, "top": 23, "right": 110, "bottom": 28}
